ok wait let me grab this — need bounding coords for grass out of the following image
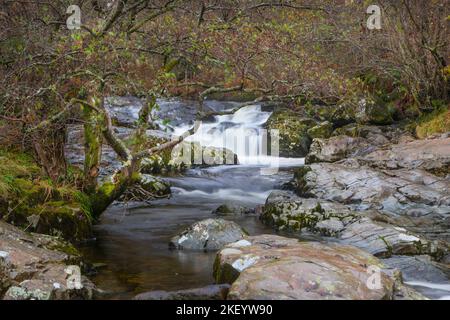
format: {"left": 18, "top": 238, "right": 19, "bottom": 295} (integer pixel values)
{"left": 415, "top": 105, "right": 450, "bottom": 139}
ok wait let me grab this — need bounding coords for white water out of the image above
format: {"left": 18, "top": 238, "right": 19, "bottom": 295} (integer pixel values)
{"left": 172, "top": 104, "right": 304, "bottom": 167}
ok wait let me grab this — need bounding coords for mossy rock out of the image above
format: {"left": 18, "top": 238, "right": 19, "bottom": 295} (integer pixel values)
{"left": 265, "top": 109, "right": 316, "bottom": 157}
{"left": 304, "top": 104, "right": 356, "bottom": 127}
{"left": 7, "top": 201, "right": 92, "bottom": 242}
{"left": 307, "top": 121, "right": 334, "bottom": 139}
{"left": 355, "top": 99, "right": 395, "bottom": 125}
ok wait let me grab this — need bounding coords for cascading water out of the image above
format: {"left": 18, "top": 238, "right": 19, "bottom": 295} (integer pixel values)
{"left": 172, "top": 104, "right": 304, "bottom": 167}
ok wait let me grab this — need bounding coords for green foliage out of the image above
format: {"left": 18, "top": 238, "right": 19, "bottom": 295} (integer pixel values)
{"left": 415, "top": 104, "right": 450, "bottom": 139}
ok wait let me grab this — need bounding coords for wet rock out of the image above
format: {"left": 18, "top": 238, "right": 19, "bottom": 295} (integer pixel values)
{"left": 212, "top": 204, "right": 256, "bottom": 217}
{"left": 305, "top": 135, "right": 373, "bottom": 164}
{"left": 265, "top": 109, "right": 316, "bottom": 157}
{"left": 0, "top": 221, "right": 96, "bottom": 300}
{"left": 214, "top": 235, "right": 423, "bottom": 300}
{"left": 383, "top": 255, "right": 450, "bottom": 299}
{"left": 169, "top": 219, "right": 247, "bottom": 251}
{"left": 133, "top": 284, "right": 230, "bottom": 300}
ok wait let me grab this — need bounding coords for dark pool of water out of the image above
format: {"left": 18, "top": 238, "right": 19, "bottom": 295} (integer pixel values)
{"left": 79, "top": 165, "right": 297, "bottom": 299}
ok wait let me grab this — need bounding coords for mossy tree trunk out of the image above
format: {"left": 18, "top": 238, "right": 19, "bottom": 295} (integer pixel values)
{"left": 82, "top": 99, "right": 103, "bottom": 193}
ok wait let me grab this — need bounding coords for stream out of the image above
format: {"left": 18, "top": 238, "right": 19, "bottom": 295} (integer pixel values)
{"left": 79, "top": 99, "right": 305, "bottom": 299}
{"left": 76, "top": 99, "right": 449, "bottom": 300}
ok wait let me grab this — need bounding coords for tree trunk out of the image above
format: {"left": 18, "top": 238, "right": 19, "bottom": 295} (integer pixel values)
{"left": 82, "top": 101, "right": 103, "bottom": 193}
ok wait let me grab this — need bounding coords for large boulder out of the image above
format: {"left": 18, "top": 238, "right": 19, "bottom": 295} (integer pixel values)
{"left": 265, "top": 109, "right": 316, "bottom": 157}
{"left": 213, "top": 235, "right": 424, "bottom": 300}
{"left": 169, "top": 219, "right": 247, "bottom": 251}
{"left": 0, "top": 221, "right": 96, "bottom": 300}
{"left": 305, "top": 135, "right": 373, "bottom": 164}
{"left": 355, "top": 98, "right": 395, "bottom": 125}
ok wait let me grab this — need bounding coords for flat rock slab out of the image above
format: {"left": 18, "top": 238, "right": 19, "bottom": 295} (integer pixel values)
{"left": 214, "top": 235, "right": 424, "bottom": 300}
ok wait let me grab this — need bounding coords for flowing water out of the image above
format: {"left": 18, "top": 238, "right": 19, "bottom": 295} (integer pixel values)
{"left": 80, "top": 100, "right": 305, "bottom": 299}
{"left": 78, "top": 99, "right": 450, "bottom": 300}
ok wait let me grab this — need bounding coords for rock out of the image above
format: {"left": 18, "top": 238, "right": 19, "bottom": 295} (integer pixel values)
{"left": 307, "top": 121, "right": 333, "bottom": 139}
{"left": 261, "top": 191, "right": 439, "bottom": 258}
{"left": 212, "top": 204, "right": 256, "bottom": 217}
{"left": 305, "top": 135, "right": 373, "bottom": 164}
{"left": 171, "top": 142, "right": 239, "bottom": 167}
{"left": 340, "top": 218, "right": 436, "bottom": 258}
{"left": 265, "top": 109, "right": 316, "bottom": 157}
{"left": 169, "top": 219, "right": 247, "bottom": 251}
{"left": 0, "top": 221, "right": 96, "bottom": 300}
{"left": 120, "top": 175, "right": 171, "bottom": 202}
{"left": 133, "top": 284, "right": 230, "bottom": 300}
{"left": 294, "top": 161, "right": 450, "bottom": 220}
{"left": 359, "top": 136, "right": 450, "bottom": 174}
{"left": 261, "top": 191, "right": 357, "bottom": 233}
{"left": 214, "top": 235, "right": 423, "bottom": 300}
{"left": 355, "top": 98, "right": 395, "bottom": 125}
{"left": 305, "top": 104, "right": 356, "bottom": 127}
{"left": 315, "top": 218, "right": 346, "bottom": 237}
{"left": 383, "top": 255, "right": 450, "bottom": 299}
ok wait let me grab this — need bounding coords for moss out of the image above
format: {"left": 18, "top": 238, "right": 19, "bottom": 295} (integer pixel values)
{"left": 415, "top": 105, "right": 450, "bottom": 139}
{"left": 293, "top": 166, "right": 312, "bottom": 197}
{"left": 307, "top": 121, "right": 334, "bottom": 139}
{"left": 265, "top": 109, "right": 315, "bottom": 157}
{"left": 0, "top": 148, "right": 93, "bottom": 242}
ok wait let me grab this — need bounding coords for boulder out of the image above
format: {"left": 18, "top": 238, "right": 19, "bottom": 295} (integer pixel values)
{"left": 261, "top": 192, "right": 438, "bottom": 258}
{"left": 169, "top": 219, "right": 247, "bottom": 251}
{"left": 355, "top": 99, "right": 395, "bottom": 125}
{"left": 305, "top": 135, "right": 373, "bottom": 164}
{"left": 171, "top": 142, "right": 239, "bottom": 167}
{"left": 133, "top": 284, "right": 230, "bottom": 300}
{"left": 214, "top": 235, "right": 424, "bottom": 300}
{"left": 0, "top": 221, "right": 96, "bottom": 300}
{"left": 265, "top": 109, "right": 316, "bottom": 157}
{"left": 261, "top": 191, "right": 357, "bottom": 233}
{"left": 305, "top": 104, "right": 356, "bottom": 127}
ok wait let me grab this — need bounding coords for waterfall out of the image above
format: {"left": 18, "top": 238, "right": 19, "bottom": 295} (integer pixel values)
{"left": 172, "top": 104, "right": 304, "bottom": 167}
